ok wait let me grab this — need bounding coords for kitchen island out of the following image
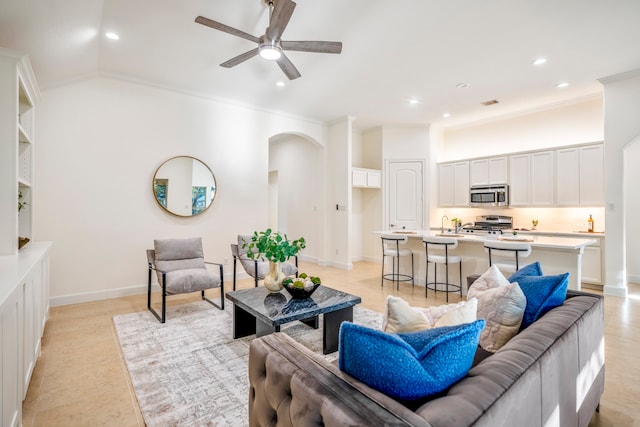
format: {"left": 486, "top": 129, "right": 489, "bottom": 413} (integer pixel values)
{"left": 378, "top": 231, "right": 597, "bottom": 293}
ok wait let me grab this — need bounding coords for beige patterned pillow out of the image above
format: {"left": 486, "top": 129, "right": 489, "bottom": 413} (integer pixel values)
{"left": 383, "top": 295, "right": 478, "bottom": 333}
{"left": 468, "top": 265, "right": 526, "bottom": 352}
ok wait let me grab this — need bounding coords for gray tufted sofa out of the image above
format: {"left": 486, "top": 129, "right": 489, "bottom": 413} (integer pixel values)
{"left": 248, "top": 290, "right": 604, "bottom": 426}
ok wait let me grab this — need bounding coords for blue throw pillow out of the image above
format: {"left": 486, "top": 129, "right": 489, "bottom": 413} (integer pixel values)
{"left": 508, "top": 261, "right": 543, "bottom": 282}
{"left": 338, "top": 320, "right": 485, "bottom": 400}
{"left": 516, "top": 273, "right": 569, "bottom": 328}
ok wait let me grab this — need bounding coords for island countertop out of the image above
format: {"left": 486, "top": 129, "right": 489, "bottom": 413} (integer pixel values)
{"left": 375, "top": 230, "right": 596, "bottom": 291}
{"left": 380, "top": 230, "right": 598, "bottom": 250}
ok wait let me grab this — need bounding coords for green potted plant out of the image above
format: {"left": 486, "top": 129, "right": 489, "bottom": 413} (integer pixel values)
{"left": 18, "top": 191, "right": 30, "bottom": 249}
{"left": 18, "top": 190, "right": 28, "bottom": 212}
{"left": 244, "top": 229, "right": 306, "bottom": 292}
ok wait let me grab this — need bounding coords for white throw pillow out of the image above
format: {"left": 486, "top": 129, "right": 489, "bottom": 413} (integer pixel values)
{"left": 467, "top": 265, "right": 526, "bottom": 352}
{"left": 383, "top": 295, "right": 478, "bottom": 333}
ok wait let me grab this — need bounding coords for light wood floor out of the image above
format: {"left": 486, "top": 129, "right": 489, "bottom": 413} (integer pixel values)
{"left": 22, "top": 261, "right": 640, "bottom": 426}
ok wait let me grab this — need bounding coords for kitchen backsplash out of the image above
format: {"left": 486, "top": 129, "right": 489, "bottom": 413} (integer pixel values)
{"left": 433, "top": 207, "right": 605, "bottom": 233}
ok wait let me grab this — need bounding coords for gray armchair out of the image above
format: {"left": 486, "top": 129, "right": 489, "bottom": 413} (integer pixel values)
{"left": 230, "top": 234, "right": 298, "bottom": 290}
{"left": 147, "top": 237, "right": 224, "bottom": 323}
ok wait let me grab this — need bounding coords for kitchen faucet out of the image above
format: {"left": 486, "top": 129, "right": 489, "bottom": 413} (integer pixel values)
{"left": 441, "top": 215, "right": 449, "bottom": 233}
{"left": 459, "top": 222, "right": 474, "bottom": 233}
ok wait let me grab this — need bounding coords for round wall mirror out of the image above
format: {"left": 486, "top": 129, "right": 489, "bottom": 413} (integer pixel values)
{"left": 152, "top": 156, "right": 217, "bottom": 217}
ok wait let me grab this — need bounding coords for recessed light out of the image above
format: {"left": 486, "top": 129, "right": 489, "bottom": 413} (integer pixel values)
{"left": 443, "top": 113, "right": 451, "bottom": 118}
{"left": 455, "top": 82, "right": 469, "bottom": 89}
{"left": 409, "top": 99, "right": 420, "bottom": 105}
{"left": 556, "top": 82, "right": 569, "bottom": 88}
{"left": 105, "top": 32, "right": 120, "bottom": 40}
{"left": 532, "top": 58, "right": 547, "bottom": 66}
{"left": 276, "top": 81, "right": 285, "bottom": 87}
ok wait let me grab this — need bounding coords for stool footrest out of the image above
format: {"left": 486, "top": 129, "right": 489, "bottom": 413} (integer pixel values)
{"left": 383, "top": 273, "right": 413, "bottom": 282}
{"left": 426, "top": 282, "right": 462, "bottom": 293}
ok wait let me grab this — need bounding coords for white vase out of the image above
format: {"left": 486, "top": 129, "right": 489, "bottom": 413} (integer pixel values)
{"left": 264, "top": 261, "right": 286, "bottom": 293}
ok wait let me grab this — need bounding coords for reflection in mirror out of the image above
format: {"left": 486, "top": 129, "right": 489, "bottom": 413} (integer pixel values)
{"left": 153, "top": 156, "right": 217, "bottom": 217}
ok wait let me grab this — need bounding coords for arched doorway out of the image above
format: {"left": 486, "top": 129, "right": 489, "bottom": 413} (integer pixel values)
{"left": 268, "top": 133, "right": 324, "bottom": 262}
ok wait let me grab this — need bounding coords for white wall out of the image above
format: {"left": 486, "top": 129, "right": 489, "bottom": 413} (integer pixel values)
{"left": 269, "top": 135, "right": 323, "bottom": 263}
{"left": 599, "top": 70, "right": 640, "bottom": 295}
{"left": 325, "top": 117, "right": 353, "bottom": 269}
{"left": 625, "top": 139, "right": 640, "bottom": 283}
{"left": 431, "top": 97, "right": 605, "bottom": 228}
{"left": 34, "top": 76, "right": 327, "bottom": 305}
{"left": 439, "top": 96, "right": 603, "bottom": 161}
{"left": 351, "top": 130, "right": 363, "bottom": 260}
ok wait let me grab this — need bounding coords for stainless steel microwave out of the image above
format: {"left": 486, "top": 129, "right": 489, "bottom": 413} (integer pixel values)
{"left": 470, "top": 185, "right": 509, "bottom": 207}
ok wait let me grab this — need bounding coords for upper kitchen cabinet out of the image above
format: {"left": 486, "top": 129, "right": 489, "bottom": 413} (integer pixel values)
{"left": 439, "top": 161, "right": 469, "bottom": 207}
{"left": 556, "top": 148, "right": 580, "bottom": 205}
{"left": 530, "top": 151, "right": 555, "bottom": 205}
{"left": 470, "top": 157, "right": 508, "bottom": 186}
{"left": 508, "top": 154, "right": 530, "bottom": 206}
{"left": 508, "top": 151, "right": 554, "bottom": 206}
{"left": 555, "top": 144, "right": 604, "bottom": 206}
{"left": 0, "top": 48, "right": 40, "bottom": 255}
{"left": 352, "top": 167, "right": 381, "bottom": 188}
{"left": 579, "top": 144, "right": 604, "bottom": 205}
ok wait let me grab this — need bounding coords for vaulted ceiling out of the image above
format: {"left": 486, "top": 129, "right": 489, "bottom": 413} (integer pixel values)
{"left": 1, "top": 0, "right": 639, "bottom": 129}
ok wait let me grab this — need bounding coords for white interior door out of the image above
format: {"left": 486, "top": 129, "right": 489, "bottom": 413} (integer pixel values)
{"left": 388, "top": 161, "right": 423, "bottom": 230}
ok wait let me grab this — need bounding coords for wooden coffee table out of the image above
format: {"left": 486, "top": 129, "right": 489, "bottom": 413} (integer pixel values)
{"left": 226, "top": 285, "right": 361, "bottom": 354}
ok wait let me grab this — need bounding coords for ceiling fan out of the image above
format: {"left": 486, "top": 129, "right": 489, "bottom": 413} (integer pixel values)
{"left": 195, "top": 0, "right": 342, "bottom": 80}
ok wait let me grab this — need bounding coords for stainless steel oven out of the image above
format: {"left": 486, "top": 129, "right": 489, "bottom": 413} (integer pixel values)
{"left": 470, "top": 185, "right": 509, "bottom": 207}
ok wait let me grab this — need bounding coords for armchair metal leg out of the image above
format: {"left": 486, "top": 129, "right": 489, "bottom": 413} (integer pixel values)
{"left": 147, "top": 265, "right": 153, "bottom": 311}
{"left": 201, "top": 288, "right": 225, "bottom": 310}
{"left": 232, "top": 256, "right": 237, "bottom": 291}
{"left": 202, "top": 265, "right": 225, "bottom": 310}
{"left": 148, "top": 271, "right": 167, "bottom": 323}
{"left": 254, "top": 260, "right": 259, "bottom": 288}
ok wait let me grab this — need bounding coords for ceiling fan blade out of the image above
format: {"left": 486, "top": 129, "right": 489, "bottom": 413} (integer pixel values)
{"left": 276, "top": 53, "right": 301, "bottom": 80}
{"left": 220, "top": 48, "right": 260, "bottom": 68}
{"left": 265, "top": 0, "right": 296, "bottom": 41}
{"left": 281, "top": 40, "right": 342, "bottom": 54}
{"left": 195, "top": 16, "right": 260, "bottom": 44}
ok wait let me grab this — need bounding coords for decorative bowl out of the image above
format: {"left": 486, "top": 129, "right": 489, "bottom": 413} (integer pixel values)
{"left": 283, "top": 282, "right": 320, "bottom": 299}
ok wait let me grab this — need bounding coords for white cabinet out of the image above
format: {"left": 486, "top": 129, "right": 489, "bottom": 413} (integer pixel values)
{"left": 438, "top": 161, "right": 469, "bottom": 207}
{"left": 508, "top": 154, "right": 530, "bottom": 206}
{"left": 1, "top": 242, "right": 51, "bottom": 427}
{"left": 579, "top": 144, "right": 604, "bottom": 205}
{"left": 2, "top": 293, "right": 21, "bottom": 427}
{"left": 0, "top": 48, "right": 40, "bottom": 256}
{"left": 555, "top": 144, "right": 604, "bottom": 206}
{"left": 530, "top": 151, "right": 555, "bottom": 205}
{"left": 556, "top": 148, "right": 580, "bottom": 205}
{"left": 470, "top": 157, "right": 508, "bottom": 186}
{"left": 508, "top": 151, "right": 554, "bottom": 206}
{"left": 352, "top": 167, "right": 381, "bottom": 188}
{"left": 582, "top": 244, "right": 602, "bottom": 285}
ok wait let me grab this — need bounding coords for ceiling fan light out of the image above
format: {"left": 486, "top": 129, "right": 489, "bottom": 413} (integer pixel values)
{"left": 259, "top": 45, "right": 282, "bottom": 60}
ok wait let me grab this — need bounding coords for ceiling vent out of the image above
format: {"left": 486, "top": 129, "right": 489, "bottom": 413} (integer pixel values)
{"left": 482, "top": 100, "right": 499, "bottom": 106}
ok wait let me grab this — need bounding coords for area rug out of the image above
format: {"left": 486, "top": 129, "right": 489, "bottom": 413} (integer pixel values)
{"left": 113, "top": 301, "right": 383, "bottom": 426}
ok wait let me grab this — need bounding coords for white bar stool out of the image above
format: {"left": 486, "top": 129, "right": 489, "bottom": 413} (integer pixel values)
{"left": 381, "top": 234, "right": 414, "bottom": 289}
{"left": 423, "top": 236, "right": 462, "bottom": 302}
{"left": 484, "top": 240, "right": 532, "bottom": 274}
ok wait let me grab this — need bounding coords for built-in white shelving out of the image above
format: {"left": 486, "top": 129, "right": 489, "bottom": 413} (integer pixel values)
{"left": 0, "top": 48, "right": 40, "bottom": 255}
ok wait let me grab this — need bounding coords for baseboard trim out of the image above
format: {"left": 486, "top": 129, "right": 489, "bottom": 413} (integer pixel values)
{"left": 50, "top": 261, "right": 328, "bottom": 306}
{"left": 326, "top": 260, "right": 353, "bottom": 270}
{"left": 603, "top": 285, "right": 628, "bottom": 298}
{"left": 50, "top": 284, "right": 148, "bottom": 307}
{"left": 627, "top": 275, "right": 640, "bottom": 284}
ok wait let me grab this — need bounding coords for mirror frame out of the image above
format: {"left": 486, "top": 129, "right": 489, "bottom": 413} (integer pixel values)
{"left": 152, "top": 156, "right": 217, "bottom": 217}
